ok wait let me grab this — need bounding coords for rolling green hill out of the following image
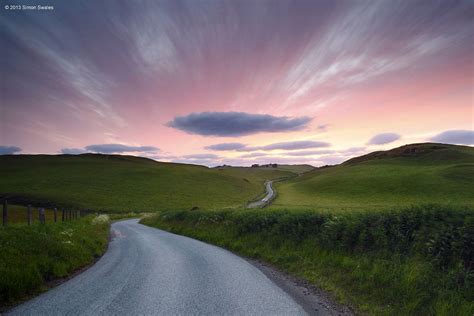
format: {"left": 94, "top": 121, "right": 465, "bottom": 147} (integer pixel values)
{"left": 0, "top": 154, "right": 292, "bottom": 212}
{"left": 273, "top": 143, "right": 474, "bottom": 210}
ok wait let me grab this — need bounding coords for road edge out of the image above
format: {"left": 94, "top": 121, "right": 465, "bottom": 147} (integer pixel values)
{"left": 245, "top": 258, "right": 354, "bottom": 316}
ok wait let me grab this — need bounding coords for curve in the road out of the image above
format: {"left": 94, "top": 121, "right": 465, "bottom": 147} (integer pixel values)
{"left": 9, "top": 219, "right": 307, "bottom": 316}
{"left": 247, "top": 180, "right": 275, "bottom": 208}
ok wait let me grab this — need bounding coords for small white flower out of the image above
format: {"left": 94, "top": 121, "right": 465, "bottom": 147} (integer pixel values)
{"left": 92, "top": 214, "right": 110, "bottom": 225}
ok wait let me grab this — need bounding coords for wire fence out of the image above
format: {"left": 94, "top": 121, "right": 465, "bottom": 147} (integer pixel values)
{"left": 2, "top": 200, "right": 90, "bottom": 226}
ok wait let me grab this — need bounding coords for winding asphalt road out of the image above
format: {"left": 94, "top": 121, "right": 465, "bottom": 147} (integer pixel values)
{"left": 9, "top": 219, "right": 307, "bottom": 315}
{"left": 247, "top": 180, "right": 275, "bottom": 208}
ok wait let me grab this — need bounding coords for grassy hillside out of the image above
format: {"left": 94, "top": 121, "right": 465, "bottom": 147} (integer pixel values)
{"left": 273, "top": 143, "right": 474, "bottom": 210}
{"left": 0, "top": 154, "right": 292, "bottom": 212}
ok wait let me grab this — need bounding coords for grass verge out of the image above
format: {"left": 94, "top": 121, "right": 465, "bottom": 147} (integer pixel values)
{"left": 0, "top": 215, "right": 110, "bottom": 309}
{"left": 141, "top": 206, "right": 473, "bottom": 315}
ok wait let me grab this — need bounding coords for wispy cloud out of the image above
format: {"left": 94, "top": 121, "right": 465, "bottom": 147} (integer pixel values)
{"left": 368, "top": 133, "right": 401, "bottom": 145}
{"left": 341, "top": 147, "right": 366, "bottom": 154}
{"left": 206, "top": 140, "right": 330, "bottom": 152}
{"left": 430, "top": 130, "right": 474, "bottom": 145}
{"left": 282, "top": 150, "right": 335, "bottom": 156}
{"left": 182, "top": 153, "right": 220, "bottom": 160}
{"left": 280, "top": 1, "right": 472, "bottom": 109}
{"left": 2, "top": 1, "right": 471, "bottom": 159}
{"left": 317, "top": 124, "right": 330, "bottom": 132}
{"left": 204, "top": 143, "right": 247, "bottom": 151}
{"left": 167, "top": 112, "right": 312, "bottom": 137}
{"left": 239, "top": 152, "right": 269, "bottom": 158}
{"left": 259, "top": 140, "right": 330, "bottom": 151}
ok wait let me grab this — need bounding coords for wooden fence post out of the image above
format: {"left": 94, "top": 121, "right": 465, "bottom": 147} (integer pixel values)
{"left": 27, "top": 205, "right": 32, "bottom": 225}
{"left": 2, "top": 200, "right": 7, "bottom": 226}
{"left": 61, "top": 209, "right": 65, "bottom": 222}
{"left": 39, "top": 208, "right": 45, "bottom": 224}
{"left": 54, "top": 208, "right": 58, "bottom": 223}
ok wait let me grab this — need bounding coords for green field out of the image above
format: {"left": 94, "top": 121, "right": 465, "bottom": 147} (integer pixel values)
{"left": 273, "top": 143, "right": 474, "bottom": 210}
{"left": 0, "top": 154, "right": 292, "bottom": 212}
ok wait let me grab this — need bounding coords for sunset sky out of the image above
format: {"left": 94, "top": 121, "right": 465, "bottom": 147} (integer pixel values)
{"left": 1, "top": 0, "right": 473, "bottom": 166}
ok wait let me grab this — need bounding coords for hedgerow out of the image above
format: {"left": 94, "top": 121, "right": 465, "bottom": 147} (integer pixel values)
{"left": 142, "top": 205, "right": 474, "bottom": 315}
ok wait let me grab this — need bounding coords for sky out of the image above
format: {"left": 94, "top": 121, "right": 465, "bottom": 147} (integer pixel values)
{"left": 1, "top": 0, "right": 473, "bottom": 166}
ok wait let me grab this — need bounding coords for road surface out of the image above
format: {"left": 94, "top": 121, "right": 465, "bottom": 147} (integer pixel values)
{"left": 247, "top": 180, "right": 275, "bottom": 208}
{"left": 9, "top": 219, "right": 307, "bottom": 315}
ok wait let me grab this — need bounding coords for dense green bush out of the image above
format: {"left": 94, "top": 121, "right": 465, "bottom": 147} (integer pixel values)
{"left": 152, "top": 206, "right": 473, "bottom": 271}
{"left": 142, "top": 205, "right": 474, "bottom": 315}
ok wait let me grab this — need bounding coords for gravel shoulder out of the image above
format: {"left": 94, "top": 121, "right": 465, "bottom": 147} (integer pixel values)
{"left": 248, "top": 259, "right": 354, "bottom": 316}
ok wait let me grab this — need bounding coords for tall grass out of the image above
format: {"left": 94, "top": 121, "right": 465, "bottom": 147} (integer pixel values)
{"left": 0, "top": 215, "right": 110, "bottom": 308}
{"left": 142, "top": 205, "right": 473, "bottom": 315}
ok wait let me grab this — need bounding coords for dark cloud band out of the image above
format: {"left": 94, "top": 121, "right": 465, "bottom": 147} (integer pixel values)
{"left": 431, "top": 130, "right": 474, "bottom": 145}
{"left": 368, "top": 133, "right": 401, "bottom": 145}
{"left": 85, "top": 144, "right": 159, "bottom": 154}
{"left": 60, "top": 144, "right": 159, "bottom": 154}
{"left": 167, "top": 112, "right": 312, "bottom": 137}
{"left": 0, "top": 146, "right": 22, "bottom": 155}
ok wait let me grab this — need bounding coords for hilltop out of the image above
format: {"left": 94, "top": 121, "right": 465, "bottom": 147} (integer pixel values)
{"left": 273, "top": 143, "right": 474, "bottom": 210}
{"left": 343, "top": 142, "right": 473, "bottom": 165}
